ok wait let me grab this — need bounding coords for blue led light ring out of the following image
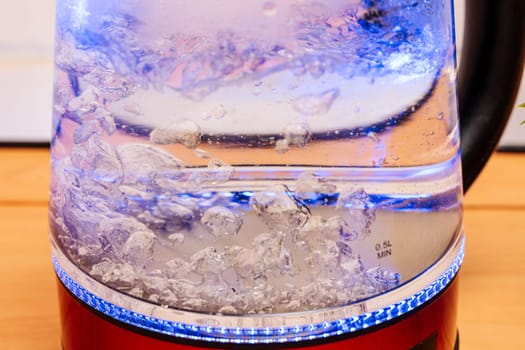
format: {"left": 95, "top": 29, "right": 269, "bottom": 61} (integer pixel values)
{"left": 53, "top": 238, "right": 463, "bottom": 344}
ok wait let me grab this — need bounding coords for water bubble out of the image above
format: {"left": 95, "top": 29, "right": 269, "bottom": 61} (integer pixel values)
{"left": 278, "top": 284, "right": 295, "bottom": 305}
{"left": 149, "top": 128, "right": 172, "bottom": 145}
{"left": 55, "top": 32, "right": 112, "bottom": 75}
{"left": 297, "top": 281, "right": 321, "bottom": 309}
{"left": 134, "top": 211, "right": 165, "bottom": 230}
{"left": 121, "top": 230, "right": 157, "bottom": 266}
{"left": 70, "top": 136, "right": 123, "bottom": 191}
{"left": 350, "top": 281, "right": 378, "bottom": 302}
{"left": 274, "top": 139, "right": 290, "bottom": 154}
{"left": 98, "top": 217, "right": 150, "bottom": 256}
{"left": 437, "top": 112, "right": 445, "bottom": 120}
{"left": 218, "top": 305, "right": 238, "bottom": 315}
{"left": 96, "top": 14, "right": 178, "bottom": 88}
{"left": 293, "top": 215, "right": 327, "bottom": 247}
{"left": 292, "top": 88, "right": 339, "bottom": 116}
{"left": 53, "top": 87, "right": 73, "bottom": 121}
{"left": 117, "top": 143, "right": 184, "bottom": 189}
{"left": 251, "top": 232, "right": 293, "bottom": 275}
{"left": 303, "top": 58, "right": 326, "bottom": 79}
{"left": 82, "top": 68, "right": 136, "bottom": 101}
{"left": 251, "top": 283, "right": 277, "bottom": 313}
{"left": 298, "top": 279, "right": 346, "bottom": 309}
{"left": 367, "top": 131, "right": 379, "bottom": 143}
{"left": 366, "top": 267, "right": 401, "bottom": 291}
{"left": 295, "top": 174, "right": 318, "bottom": 201}
{"left": 137, "top": 55, "right": 176, "bottom": 90}
{"left": 249, "top": 185, "right": 310, "bottom": 231}
{"left": 143, "top": 273, "right": 182, "bottom": 307}
{"left": 73, "top": 107, "right": 116, "bottom": 143}
{"left": 182, "top": 298, "right": 207, "bottom": 310}
{"left": 167, "top": 233, "right": 185, "bottom": 245}
{"left": 76, "top": 243, "right": 105, "bottom": 266}
{"left": 201, "top": 206, "right": 243, "bottom": 237}
{"left": 172, "top": 119, "right": 202, "bottom": 149}
{"left": 122, "top": 102, "right": 143, "bottom": 116}
{"left": 262, "top": 1, "right": 277, "bottom": 16}
{"left": 67, "top": 88, "right": 102, "bottom": 117}
{"left": 91, "top": 260, "right": 138, "bottom": 290}
{"left": 284, "top": 123, "right": 312, "bottom": 148}
{"left": 203, "top": 104, "right": 226, "bottom": 120}
{"left": 128, "top": 287, "right": 144, "bottom": 298}
{"left": 188, "top": 159, "right": 234, "bottom": 189}
{"left": 150, "top": 119, "right": 202, "bottom": 149}
{"left": 340, "top": 254, "right": 364, "bottom": 274}
{"left": 118, "top": 185, "right": 155, "bottom": 215}
{"left": 295, "top": 172, "right": 337, "bottom": 200}
{"left": 337, "top": 188, "right": 370, "bottom": 210}
{"left": 222, "top": 245, "right": 257, "bottom": 281}
{"left": 285, "top": 299, "right": 301, "bottom": 311}
{"left": 336, "top": 188, "right": 376, "bottom": 239}
{"left": 374, "top": 156, "right": 386, "bottom": 167}
{"left": 94, "top": 108, "right": 117, "bottom": 135}
{"left": 61, "top": 189, "right": 111, "bottom": 254}
{"left": 386, "top": 271, "right": 401, "bottom": 286}
{"left": 385, "top": 52, "right": 412, "bottom": 70}
{"left": 305, "top": 239, "right": 340, "bottom": 273}
{"left": 336, "top": 241, "right": 353, "bottom": 256}
{"left": 73, "top": 119, "right": 104, "bottom": 144}
{"left": 190, "top": 247, "right": 225, "bottom": 275}
{"left": 326, "top": 216, "right": 358, "bottom": 241}
{"left": 151, "top": 196, "right": 196, "bottom": 230}
{"left": 164, "top": 258, "right": 192, "bottom": 279}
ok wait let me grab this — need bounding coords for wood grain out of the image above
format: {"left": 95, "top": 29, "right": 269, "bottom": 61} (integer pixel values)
{"left": 460, "top": 210, "right": 525, "bottom": 350}
{"left": 0, "top": 205, "right": 60, "bottom": 350}
{"left": 0, "top": 148, "right": 49, "bottom": 204}
{"left": 0, "top": 147, "right": 523, "bottom": 349}
{"left": 464, "top": 152, "right": 525, "bottom": 209}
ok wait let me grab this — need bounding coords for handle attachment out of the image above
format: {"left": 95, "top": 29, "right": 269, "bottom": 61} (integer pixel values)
{"left": 458, "top": 0, "right": 525, "bottom": 191}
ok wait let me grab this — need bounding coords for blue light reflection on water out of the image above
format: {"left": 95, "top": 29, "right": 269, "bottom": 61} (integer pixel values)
{"left": 181, "top": 189, "right": 459, "bottom": 212}
{"left": 52, "top": 240, "right": 463, "bottom": 344}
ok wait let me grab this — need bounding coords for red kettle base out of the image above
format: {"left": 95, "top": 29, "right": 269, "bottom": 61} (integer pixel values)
{"left": 57, "top": 274, "right": 460, "bottom": 350}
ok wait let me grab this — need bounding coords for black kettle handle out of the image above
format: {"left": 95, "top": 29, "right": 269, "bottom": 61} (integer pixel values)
{"left": 459, "top": 0, "right": 525, "bottom": 191}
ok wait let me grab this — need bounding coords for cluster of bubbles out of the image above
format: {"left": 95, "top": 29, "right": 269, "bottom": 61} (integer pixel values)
{"left": 51, "top": 0, "right": 446, "bottom": 158}
{"left": 50, "top": 134, "right": 400, "bottom": 314}
{"left": 54, "top": 0, "right": 441, "bottom": 105}
{"left": 49, "top": 0, "right": 431, "bottom": 314}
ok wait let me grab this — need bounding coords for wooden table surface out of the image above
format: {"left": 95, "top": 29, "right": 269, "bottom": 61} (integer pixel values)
{"left": 0, "top": 147, "right": 524, "bottom": 350}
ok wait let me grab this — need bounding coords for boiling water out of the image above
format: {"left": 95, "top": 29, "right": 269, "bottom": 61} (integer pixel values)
{"left": 51, "top": 0, "right": 462, "bottom": 318}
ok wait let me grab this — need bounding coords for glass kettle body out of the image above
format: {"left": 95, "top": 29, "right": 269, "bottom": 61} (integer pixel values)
{"left": 49, "top": 0, "right": 525, "bottom": 349}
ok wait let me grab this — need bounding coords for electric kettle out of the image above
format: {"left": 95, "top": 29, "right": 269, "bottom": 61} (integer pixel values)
{"left": 49, "top": 0, "right": 525, "bottom": 348}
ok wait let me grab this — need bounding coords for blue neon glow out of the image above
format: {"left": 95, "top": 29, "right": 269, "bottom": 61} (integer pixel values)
{"left": 53, "top": 241, "right": 463, "bottom": 344}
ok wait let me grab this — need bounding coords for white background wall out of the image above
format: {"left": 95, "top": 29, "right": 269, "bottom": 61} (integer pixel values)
{"left": 0, "top": 0, "right": 54, "bottom": 143}
{"left": 0, "top": 0, "right": 523, "bottom": 145}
